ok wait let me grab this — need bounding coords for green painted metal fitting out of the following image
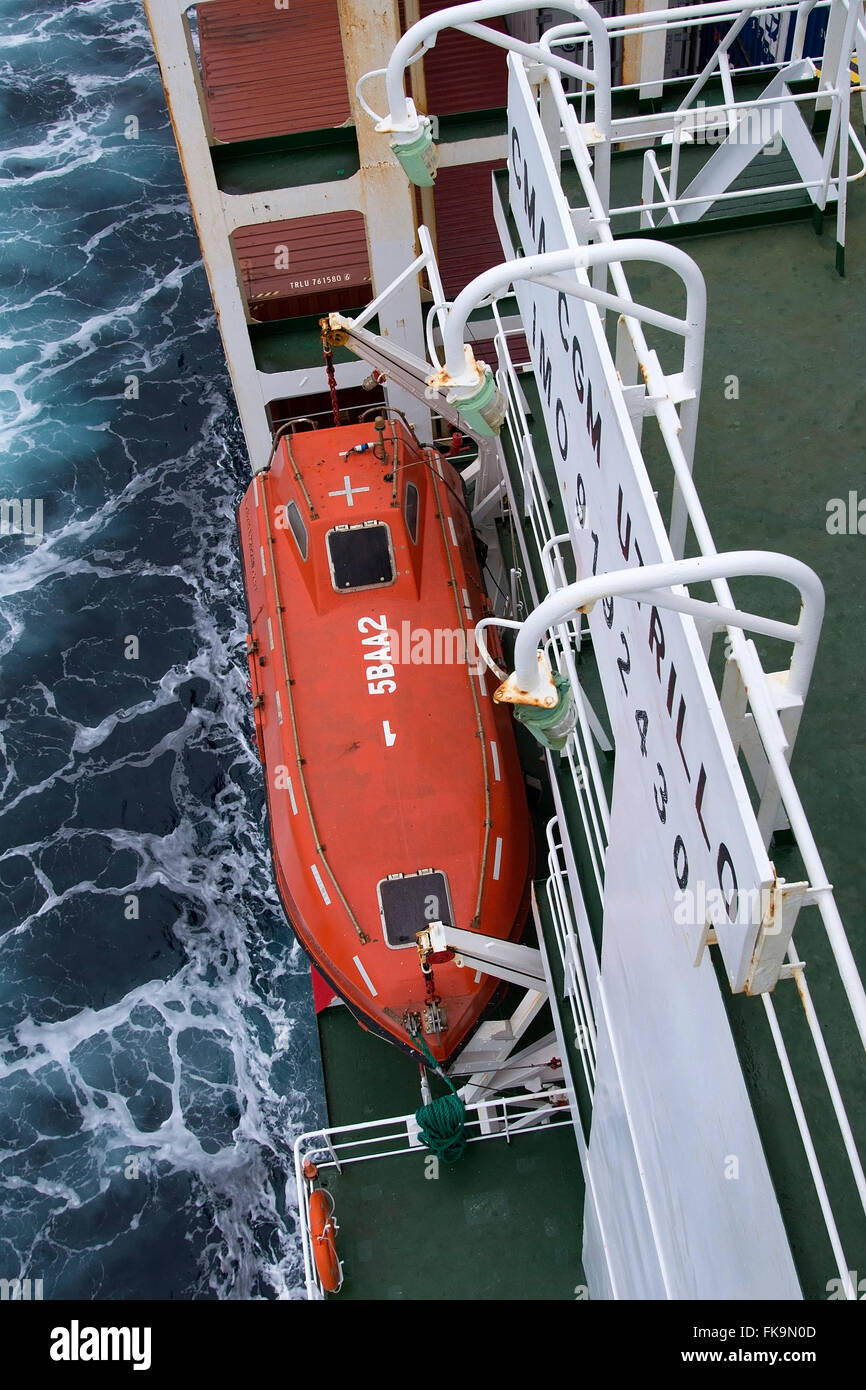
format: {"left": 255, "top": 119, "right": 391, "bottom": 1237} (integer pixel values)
{"left": 452, "top": 367, "right": 507, "bottom": 437}
{"left": 512, "top": 673, "right": 576, "bottom": 752}
{"left": 392, "top": 118, "right": 438, "bottom": 187}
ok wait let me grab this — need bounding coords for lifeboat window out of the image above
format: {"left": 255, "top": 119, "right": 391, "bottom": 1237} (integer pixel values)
{"left": 404, "top": 482, "right": 419, "bottom": 543}
{"left": 327, "top": 522, "right": 395, "bottom": 592}
{"left": 285, "top": 500, "right": 308, "bottom": 561}
{"left": 377, "top": 871, "right": 454, "bottom": 950}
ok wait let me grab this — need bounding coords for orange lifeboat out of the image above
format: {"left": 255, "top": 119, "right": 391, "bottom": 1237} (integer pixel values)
{"left": 237, "top": 416, "right": 533, "bottom": 1067}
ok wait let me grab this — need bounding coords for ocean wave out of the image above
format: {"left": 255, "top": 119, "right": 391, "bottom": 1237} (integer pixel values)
{"left": 0, "top": 0, "right": 320, "bottom": 1299}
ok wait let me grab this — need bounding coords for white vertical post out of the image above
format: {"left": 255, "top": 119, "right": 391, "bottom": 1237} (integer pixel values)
{"left": 337, "top": 0, "right": 432, "bottom": 442}
{"left": 817, "top": 0, "right": 849, "bottom": 110}
{"left": 832, "top": 0, "right": 863, "bottom": 270}
{"left": 856, "top": 4, "right": 866, "bottom": 125}
{"left": 539, "top": 75, "right": 563, "bottom": 177}
{"left": 639, "top": 0, "right": 669, "bottom": 100}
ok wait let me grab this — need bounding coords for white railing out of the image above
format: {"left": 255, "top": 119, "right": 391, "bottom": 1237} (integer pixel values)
{"left": 294, "top": 1088, "right": 574, "bottom": 1299}
{"left": 353, "top": 205, "right": 866, "bottom": 1303}
{"left": 424, "top": 226, "right": 866, "bottom": 1299}
{"left": 539, "top": 0, "right": 866, "bottom": 258}
{"left": 545, "top": 817, "right": 598, "bottom": 1111}
{"left": 487, "top": 295, "right": 612, "bottom": 880}
{"left": 489, "top": 289, "right": 866, "bottom": 1299}
{"left": 374, "top": 1, "right": 865, "bottom": 263}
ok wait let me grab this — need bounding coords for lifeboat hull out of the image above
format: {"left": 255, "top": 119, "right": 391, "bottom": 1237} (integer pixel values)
{"left": 238, "top": 419, "right": 533, "bottom": 1067}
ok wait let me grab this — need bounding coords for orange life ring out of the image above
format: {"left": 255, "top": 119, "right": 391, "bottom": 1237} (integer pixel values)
{"left": 309, "top": 1188, "right": 342, "bottom": 1293}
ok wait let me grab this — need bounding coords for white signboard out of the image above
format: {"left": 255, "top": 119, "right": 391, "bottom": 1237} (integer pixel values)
{"left": 506, "top": 55, "right": 774, "bottom": 992}
{"left": 585, "top": 767, "right": 801, "bottom": 1298}
{"left": 505, "top": 53, "right": 800, "bottom": 1299}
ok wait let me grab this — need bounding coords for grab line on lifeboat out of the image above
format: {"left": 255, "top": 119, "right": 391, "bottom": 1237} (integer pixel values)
{"left": 259, "top": 466, "right": 371, "bottom": 945}
{"left": 425, "top": 448, "right": 492, "bottom": 929}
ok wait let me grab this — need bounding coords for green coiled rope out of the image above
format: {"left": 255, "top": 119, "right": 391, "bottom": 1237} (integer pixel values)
{"left": 411, "top": 1029, "right": 467, "bottom": 1165}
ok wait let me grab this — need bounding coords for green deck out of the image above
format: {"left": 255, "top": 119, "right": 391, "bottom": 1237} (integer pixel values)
{"left": 315, "top": 1005, "right": 586, "bottom": 1300}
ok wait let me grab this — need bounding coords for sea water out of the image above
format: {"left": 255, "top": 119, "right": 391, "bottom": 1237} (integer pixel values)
{"left": 0, "top": 0, "right": 322, "bottom": 1299}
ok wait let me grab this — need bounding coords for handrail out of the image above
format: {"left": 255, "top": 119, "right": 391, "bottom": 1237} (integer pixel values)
{"left": 439, "top": 241, "right": 707, "bottom": 400}
{"left": 294, "top": 1089, "right": 574, "bottom": 1298}
{"left": 509, "top": 551, "right": 824, "bottom": 699}
{"left": 378, "top": 1, "right": 612, "bottom": 134}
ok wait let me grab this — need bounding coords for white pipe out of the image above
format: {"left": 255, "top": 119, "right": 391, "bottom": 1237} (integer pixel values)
{"left": 383, "top": 1, "right": 611, "bottom": 132}
{"left": 677, "top": 5, "right": 763, "bottom": 114}
{"left": 786, "top": 957, "right": 866, "bottom": 1213}
{"left": 510, "top": 550, "right": 824, "bottom": 693}
{"left": 837, "top": 40, "right": 851, "bottom": 262}
{"left": 457, "top": 17, "right": 612, "bottom": 127}
{"left": 532, "top": 271, "right": 693, "bottom": 338}
{"left": 634, "top": 589, "right": 801, "bottom": 643}
{"left": 355, "top": 41, "right": 434, "bottom": 122}
{"left": 791, "top": 0, "right": 819, "bottom": 58}
{"left": 539, "top": 0, "right": 826, "bottom": 35}
{"left": 535, "top": 17, "right": 614, "bottom": 142}
{"left": 762, "top": 995, "right": 857, "bottom": 1298}
{"left": 475, "top": 615, "right": 519, "bottom": 681}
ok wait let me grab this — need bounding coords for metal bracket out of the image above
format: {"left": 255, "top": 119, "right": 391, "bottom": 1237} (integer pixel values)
{"left": 694, "top": 878, "right": 815, "bottom": 995}
{"left": 417, "top": 921, "right": 548, "bottom": 993}
{"left": 746, "top": 879, "right": 812, "bottom": 995}
{"left": 320, "top": 316, "right": 349, "bottom": 349}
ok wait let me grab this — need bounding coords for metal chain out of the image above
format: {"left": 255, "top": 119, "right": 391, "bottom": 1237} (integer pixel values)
{"left": 322, "top": 339, "right": 340, "bottom": 426}
{"left": 421, "top": 959, "right": 441, "bottom": 1006}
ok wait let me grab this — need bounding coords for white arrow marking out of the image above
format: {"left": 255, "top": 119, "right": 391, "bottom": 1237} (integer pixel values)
{"left": 382, "top": 720, "right": 397, "bottom": 747}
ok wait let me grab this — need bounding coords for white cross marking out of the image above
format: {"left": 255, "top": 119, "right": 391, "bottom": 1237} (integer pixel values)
{"left": 329, "top": 474, "right": 370, "bottom": 507}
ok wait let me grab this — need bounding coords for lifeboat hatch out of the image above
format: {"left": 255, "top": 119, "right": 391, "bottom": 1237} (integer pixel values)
{"left": 378, "top": 871, "right": 454, "bottom": 950}
{"left": 326, "top": 521, "right": 395, "bottom": 592}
